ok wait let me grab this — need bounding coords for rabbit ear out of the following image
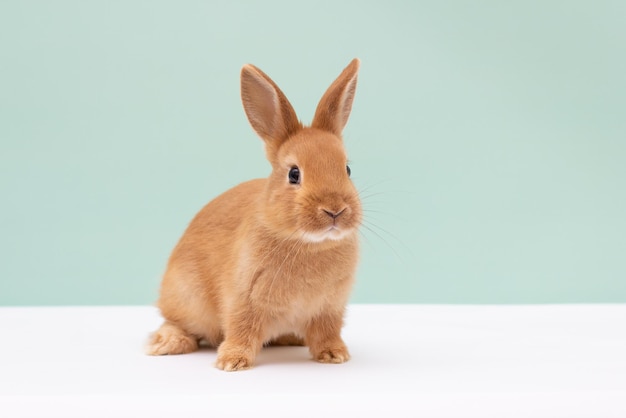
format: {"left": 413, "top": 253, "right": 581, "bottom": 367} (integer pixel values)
{"left": 241, "top": 64, "right": 301, "bottom": 156}
{"left": 311, "top": 58, "right": 360, "bottom": 136}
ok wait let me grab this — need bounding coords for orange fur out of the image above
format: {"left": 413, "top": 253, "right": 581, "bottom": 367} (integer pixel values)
{"left": 146, "top": 59, "right": 362, "bottom": 371}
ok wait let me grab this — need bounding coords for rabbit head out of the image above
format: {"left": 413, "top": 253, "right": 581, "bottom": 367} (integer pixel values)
{"left": 241, "top": 59, "right": 362, "bottom": 244}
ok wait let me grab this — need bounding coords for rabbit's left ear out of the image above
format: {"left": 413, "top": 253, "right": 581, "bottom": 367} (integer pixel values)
{"left": 241, "top": 64, "right": 302, "bottom": 157}
{"left": 311, "top": 58, "right": 360, "bottom": 136}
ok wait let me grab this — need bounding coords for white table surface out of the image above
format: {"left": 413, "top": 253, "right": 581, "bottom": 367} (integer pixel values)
{"left": 1, "top": 304, "right": 625, "bottom": 417}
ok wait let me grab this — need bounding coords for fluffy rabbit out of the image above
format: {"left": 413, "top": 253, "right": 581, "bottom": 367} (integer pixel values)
{"left": 147, "top": 59, "right": 362, "bottom": 371}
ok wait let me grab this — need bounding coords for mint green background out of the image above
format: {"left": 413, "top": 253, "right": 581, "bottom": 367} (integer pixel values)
{"left": 1, "top": 1, "right": 625, "bottom": 305}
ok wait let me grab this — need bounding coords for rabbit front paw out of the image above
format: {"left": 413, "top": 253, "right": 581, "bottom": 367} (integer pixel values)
{"left": 216, "top": 342, "right": 255, "bottom": 371}
{"left": 312, "top": 345, "right": 350, "bottom": 364}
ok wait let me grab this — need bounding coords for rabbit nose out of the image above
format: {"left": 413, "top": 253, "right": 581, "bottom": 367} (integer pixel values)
{"left": 322, "top": 208, "right": 347, "bottom": 219}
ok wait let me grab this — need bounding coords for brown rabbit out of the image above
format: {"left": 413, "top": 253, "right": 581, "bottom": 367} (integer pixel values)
{"left": 146, "top": 59, "right": 362, "bottom": 371}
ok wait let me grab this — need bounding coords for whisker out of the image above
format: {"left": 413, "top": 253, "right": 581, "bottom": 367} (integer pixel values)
{"left": 361, "top": 219, "right": 413, "bottom": 257}
{"left": 357, "top": 191, "right": 389, "bottom": 201}
{"left": 265, "top": 226, "right": 310, "bottom": 302}
{"left": 360, "top": 208, "right": 407, "bottom": 221}
{"left": 354, "top": 179, "right": 395, "bottom": 195}
{"left": 357, "top": 228, "right": 378, "bottom": 252}
{"left": 285, "top": 233, "right": 307, "bottom": 295}
{"left": 359, "top": 222, "right": 406, "bottom": 263}
{"left": 266, "top": 238, "right": 300, "bottom": 301}
{"left": 248, "top": 228, "right": 301, "bottom": 295}
{"left": 358, "top": 187, "right": 417, "bottom": 202}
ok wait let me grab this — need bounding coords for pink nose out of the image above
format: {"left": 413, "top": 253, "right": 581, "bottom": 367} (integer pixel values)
{"left": 322, "top": 208, "right": 346, "bottom": 219}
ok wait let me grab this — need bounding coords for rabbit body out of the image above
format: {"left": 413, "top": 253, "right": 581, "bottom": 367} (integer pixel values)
{"left": 147, "top": 60, "right": 362, "bottom": 371}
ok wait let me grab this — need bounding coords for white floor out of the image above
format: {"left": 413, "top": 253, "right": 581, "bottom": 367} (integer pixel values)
{"left": 1, "top": 304, "right": 625, "bottom": 417}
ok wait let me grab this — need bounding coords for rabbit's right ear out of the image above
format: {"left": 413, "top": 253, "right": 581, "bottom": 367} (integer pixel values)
{"left": 311, "top": 58, "right": 360, "bottom": 137}
{"left": 241, "top": 65, "right": 301, "bottom": 160}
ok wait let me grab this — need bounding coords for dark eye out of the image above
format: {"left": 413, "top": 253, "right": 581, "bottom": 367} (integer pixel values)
{"left": 288, "top": 166, "right": 300, "bottom": 184}
{"left": 346, "top": 165, "right": 351, "bottom": 176}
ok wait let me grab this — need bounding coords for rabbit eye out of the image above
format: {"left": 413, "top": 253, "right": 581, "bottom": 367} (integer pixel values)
{"left": 346, "top": 165, "right": 351, "bottom": 177}
{"left": 288, "top": 166, "right": 300, "bottom": 184}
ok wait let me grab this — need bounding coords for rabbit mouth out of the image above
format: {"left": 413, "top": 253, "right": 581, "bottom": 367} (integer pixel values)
{"left": 301, "top": 226, "right": 353, "bottom": 243}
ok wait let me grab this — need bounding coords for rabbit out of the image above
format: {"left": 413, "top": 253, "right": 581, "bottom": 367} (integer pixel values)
{"left": 146, "top": 58, "right": 362, "bottom": 371}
